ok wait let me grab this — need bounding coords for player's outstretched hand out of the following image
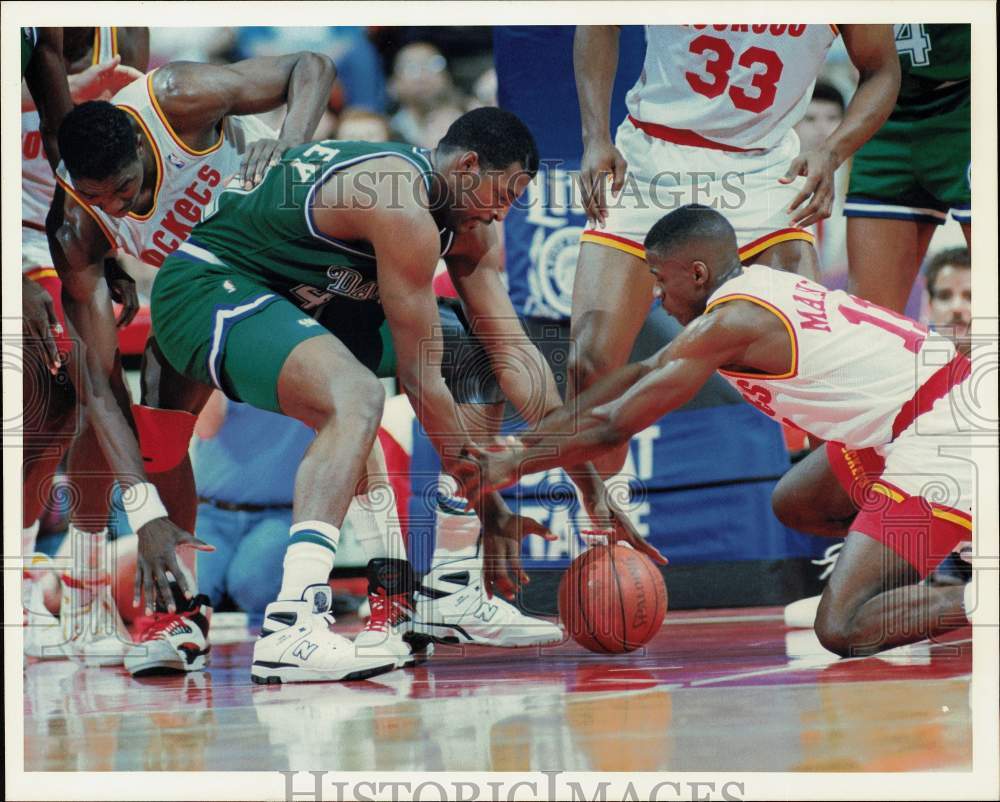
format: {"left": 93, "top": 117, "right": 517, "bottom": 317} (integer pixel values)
{"left": 481, "top": 506, "right": 557, "bottom": 601}
{"left": 572, "top": 466, "right": 668, "bottom": 566}
{"left": 779, "top": 147, "right": 838, "bottom": 228}
{"left": 578, "top": 139, "right": 627, "bottom": 228}
{"left": 134, "top": 518, "right": 214, "bottom": 614}
{"left": 73, "top": 56, "right": 144, "bottom": 103}
{"left": 240, "top": 138, "right": 290, "bottom": 189}
{"left": 23, "top": 275, "right": 61, "bottom": 375}
{"left": 454, "top": 439, "right": 523, "bottom": 508}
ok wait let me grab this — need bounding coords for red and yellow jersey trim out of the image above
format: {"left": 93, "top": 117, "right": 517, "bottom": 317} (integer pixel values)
{"left": 91, "top": 27, "right": 119, "bottom": 66}
{"left": 580, "top": 230, "right": 646, "bottom": 260}
{"left": 706, "top": 293, "right": 799, "bottom": 380}
{"left": 146, "top": 71, "right": 224, "bottom": 157}
{"left": 54, "top": 175, "right": 117, "bottom": 248}
{"left": 25, "top": 267, "right": 58, "bottom": 282}
{"left": 738, "top": 227, "right": 815, "bottom": 262}
{"left": 829, "top": 25, "right": 840, "bottom": 38}
{"left": 869, "top": 477, "right": 972, "bottom": 531}
{"left": 118, "top": 104, "right": 163, "bottom": 222}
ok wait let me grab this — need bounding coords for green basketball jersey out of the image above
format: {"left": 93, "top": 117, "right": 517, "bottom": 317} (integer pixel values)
{"left": 894, "top": 24, "right": 970, "bottom": 106}
{"left": 186, "top": 139, "right": 455, "bottom": 347}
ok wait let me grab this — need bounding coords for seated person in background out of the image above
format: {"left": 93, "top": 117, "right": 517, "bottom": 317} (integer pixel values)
{"left": 192, "top": 392, "right": 315, "bottom": 630}
{"left": 335, "top": 108, "right": 392, "bottom": 142}
{"left": 922, "top": 247, "right": 971, "bottom": 356}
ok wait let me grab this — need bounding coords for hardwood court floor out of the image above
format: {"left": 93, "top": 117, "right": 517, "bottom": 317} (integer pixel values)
{"left": 23, "top": 608, "right": 972, "bottom": 772}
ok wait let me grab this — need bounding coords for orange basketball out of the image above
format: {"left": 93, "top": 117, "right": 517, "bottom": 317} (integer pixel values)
{"left": 558, "top": 544, "right": 667, "bottom": 653}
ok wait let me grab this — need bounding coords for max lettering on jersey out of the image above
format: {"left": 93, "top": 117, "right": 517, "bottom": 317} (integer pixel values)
{"left": 792, "top": 279, "right": 831, "bottom": 332}
{"left": 140, "top": 164, "right": 221, "bottom": 267}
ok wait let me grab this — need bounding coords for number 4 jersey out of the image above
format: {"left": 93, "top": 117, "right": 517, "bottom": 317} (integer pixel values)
{"left": 705, "top": 265, "right": 970, "bottom": 449}
{"left": 628, "top": 24, "right": 838, "bottom": 150}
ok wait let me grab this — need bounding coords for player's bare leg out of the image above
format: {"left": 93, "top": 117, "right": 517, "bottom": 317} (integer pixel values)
{"left": 847, "top": 218, "right": 937, "bottom": 313}
{"left": 814, "top": 530, "right": 970, "bottom": 657}
{"left": 771, "top": 447, "right": 856, "bottom": 538}
{"left": 568, "top": 243, "right": 655, "bottom": 478}
{"left": 749, "top": 238, "right": 820, "bottom": 282}
{"left": 253, "top": 334, "right": 397, "bottom": 683}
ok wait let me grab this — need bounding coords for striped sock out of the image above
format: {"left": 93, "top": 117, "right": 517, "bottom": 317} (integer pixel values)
{"left": 429, "top": 474, "right": 481, "bottom": 576}
{"left": 278, "top": 521, "right": 340, "bottom": 601}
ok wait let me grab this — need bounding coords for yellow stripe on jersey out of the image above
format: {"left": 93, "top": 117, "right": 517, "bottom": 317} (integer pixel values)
{"left": 932, "top": 507, "right": 973, "bottom": 531}
{"left": 118, "top": 104, "right": 163, "bottom": 222}
{"left": 870, "top": 482, "right": 906, "bottom": 503}
{"left": 706, "top": 293, "right": 799, "bottom": 380}
{"left": 146, "top": 72, "right": 224, "bottom": 156}
{"left": 738, "top": 229, "right": 815, "bottom": 262}
{"left": 55, "top": 177, "right": 117, "bottom": 248}
{"left": 25, "top": 267, "right": 58, "bottom": 282}
{"left": 580, "top": 231, "right": 646, "bottom": 260}
{"left": 92, "top": 28, "right": 101, "bottom": 65}
{"left": 111, "top": 27, "right": 119, "bottom": 57}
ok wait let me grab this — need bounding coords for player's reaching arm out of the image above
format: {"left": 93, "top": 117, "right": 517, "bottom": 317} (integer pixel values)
{"left": 459, "top": 306, "right": 758, "bottom": 497}
{"left": 781, "top": 25, "right": 900, "bottom": 227}
{"left": 23, "top": 27, "right": 73, "bottom": 170}
{"left": 152, "top": 52, "right": 336, "bottom": 187}
{"left": 47, "top": 189, "right": 211, "bottom": 613}
{"left": 574, "top": 25, "right": 627, "bottom": 226}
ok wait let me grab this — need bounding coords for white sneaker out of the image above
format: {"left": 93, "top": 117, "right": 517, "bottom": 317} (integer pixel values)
{"left": 59, "top": 573, "right": 131, "bottom": 666}
{"left": 411, "top": 561, "right": 563, "bottom": 647}
{"left": 24, "top": 555, "right": 72, "bottom": 660}
{"left": 124, "top": 595, "right": 212, "bottom": 676}
{"left": 252, "top": 584, "right": 397, "bottom": 684}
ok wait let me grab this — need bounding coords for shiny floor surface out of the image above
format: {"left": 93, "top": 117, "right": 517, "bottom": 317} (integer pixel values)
{"left": 24, "top": 608, "right": 972, "bottom": 772}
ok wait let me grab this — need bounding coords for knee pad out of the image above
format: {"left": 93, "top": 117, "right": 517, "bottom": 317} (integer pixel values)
{"left": 131, "top": 404, "right": 197, "bottom": 473}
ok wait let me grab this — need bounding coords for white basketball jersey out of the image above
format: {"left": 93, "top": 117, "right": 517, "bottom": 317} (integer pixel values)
{"left": 22, "top": 27, "right": 118, "bottom": 271}
{"left": 706, "top": 266, "right": 959, "bottom": 447}
{"left": 627, "top": 24, "right": 838, "bottom": 149}
{"left": 56, "top": 70, "right": 275, "bottom": 267}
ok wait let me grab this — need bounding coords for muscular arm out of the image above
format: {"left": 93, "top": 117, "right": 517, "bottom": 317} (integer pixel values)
{"left": 46, "top": 188, "right": 146, "bottom": 484}
{"left": 155, "top": 52, "right": 336, "bottom": 147}
{"left": 829, "top": 25, "right": 901, "bottom": 166}
{"left": 24, "top": 28, "right": 73, "bottom": 170}
{"left": 447, "top": 238, "right": 563, "bottom": 424}
{"left": 116, "top": 27, "right": 150, "bottom": 71}
{"left": 498, "top": 309, "right": 758, "bottom": 482}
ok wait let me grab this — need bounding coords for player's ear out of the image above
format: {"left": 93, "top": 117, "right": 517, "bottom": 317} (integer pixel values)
{"left": 459, "top": 150, "right": 480, "bottom": 172}
{"left": 691, "top": 260, "right": 709, "bottom": 285}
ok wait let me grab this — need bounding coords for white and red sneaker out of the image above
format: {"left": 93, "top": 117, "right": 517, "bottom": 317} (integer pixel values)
{"left": 354, "top": 558, "right": 425, "bottom": 669}
{"left": 124, "top": 595, "right": 211, "bottom": 677}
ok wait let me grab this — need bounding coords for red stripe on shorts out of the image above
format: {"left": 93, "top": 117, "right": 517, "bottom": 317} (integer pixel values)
{"left": 627, "top": 115, "right": 757, "bottom": 153}
{"left": 891, "top": 352, "right": 971, "bottom": 440}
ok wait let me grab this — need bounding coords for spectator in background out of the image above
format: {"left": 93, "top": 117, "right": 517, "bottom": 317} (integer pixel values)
{"left": 388, "top": 42, "right": 466, "bottom": 145}
{"left": 335, "top": 108, "right": 392, "bottom": 142}
{"left": 192, "top": 393, "right": 316, "bottom": 629}
{"left": 470, "top": 67, "right": 497, "bottom": 109}
{"left": 794, "top": 81, "right": 848, "bottom": 283}
{"left": 923, "top": 247, "right": 971, "bottom": 356}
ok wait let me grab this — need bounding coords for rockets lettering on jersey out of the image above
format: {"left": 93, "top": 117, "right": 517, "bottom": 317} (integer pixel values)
{"left": 627, "top": 24, "right": 838, "bottom": 149}
{"left": 55, "top": 71, "right": 275, "bottom": 268}
{"left": 705, "top": 265, "right": 963, "bottom": 448}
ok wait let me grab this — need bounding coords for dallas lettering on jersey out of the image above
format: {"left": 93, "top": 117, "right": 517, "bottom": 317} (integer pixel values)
{"left": 689, "top": 24, "right": 809, "bottom": 37}
{"left": 792, "top": 279, "right": 830, "bottom": 332}
{"left": 140, "top": 164, "right": 221, "bottom": 267}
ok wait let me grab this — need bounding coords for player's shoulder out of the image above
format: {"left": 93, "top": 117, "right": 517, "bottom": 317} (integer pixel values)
{"left": 48, "top": 184, "right": 113, "bottom": 266}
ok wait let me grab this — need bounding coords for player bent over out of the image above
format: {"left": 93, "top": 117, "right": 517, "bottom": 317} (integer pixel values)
{"left": 463, "top": 205, "right": 975, "bottom": 657}
{"left": 149, "top": 110, "right": 658, "bottom": 682}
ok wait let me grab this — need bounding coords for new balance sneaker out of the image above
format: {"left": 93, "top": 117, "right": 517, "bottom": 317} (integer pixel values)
{"left": 354, "top": 558, "right": 425, "bottom": 669}
{"left": 409, "top": 559, "right": 563, "bottom": 647}
{"left": 125, "top": 594, "right": 211, "bottom": 676}
{"left": 252, "top": 584, "right": 397, "bottom": 684}
{"left": 59, "top": 572, "right": 131, "bottom": 666}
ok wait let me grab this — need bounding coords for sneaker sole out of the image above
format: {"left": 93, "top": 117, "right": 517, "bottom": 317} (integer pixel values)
{"left": 409, "top": 622, "right": 564, "bottom": 648}
{"left": 250, "top": 661, "right": 398, "bottom": 685}
{"left": 126, "top": 653, "right": 207, "bottom": 677}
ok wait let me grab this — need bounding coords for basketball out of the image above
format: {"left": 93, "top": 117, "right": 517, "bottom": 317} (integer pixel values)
{"left": 558, "top": 544, "right": 668, "bottom": 653}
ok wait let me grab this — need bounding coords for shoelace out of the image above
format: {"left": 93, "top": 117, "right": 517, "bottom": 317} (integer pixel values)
{"left": 810, "top": 542, "right": 844, "bottom": 581}
{"left": 138, "top": 612, "right": 192, "bottom": 643}
{"left": 365, "top": 592, "right": 390, "bottom": 633}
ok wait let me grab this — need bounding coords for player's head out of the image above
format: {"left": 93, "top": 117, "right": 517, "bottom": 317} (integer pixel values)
{"left": 58, "top": 101, "right": 145, "bottom": 217}
{"left": 924, "top": 247, "right": 971, "bottom": 342}
{"left": 795, "top": 81, "right": 845, "bottom": 152}
{"left": 644, "top": 205, "right": 740, "bottom": 324}
{"left": 432, "top": 107, "right": 539, "bottom": 232}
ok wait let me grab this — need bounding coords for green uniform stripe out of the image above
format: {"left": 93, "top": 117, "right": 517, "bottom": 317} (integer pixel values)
{"left": 289, "top": 531, "right": 338, "bottom": 553}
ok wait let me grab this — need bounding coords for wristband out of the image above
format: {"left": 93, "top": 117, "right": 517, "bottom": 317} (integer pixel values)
{"left": 121, "top": 482, "right": 169, "bottom": 533}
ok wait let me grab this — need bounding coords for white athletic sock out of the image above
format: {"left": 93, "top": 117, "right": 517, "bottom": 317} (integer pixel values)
{"left": 963, "top": 582, "right": 976, "bottom": 626}
{"left": 64, "top": 526, "right": 110, "bottom": 605}
{"left": 430, "top": 473, "right": 481, "bottom": 575}
{"left": 349, "top": 488, "right": 407, "bottom": 563}
{"left": 22, "top": 520, "right": 40, "bottom": 554}
{"left": 278, "top": 520, "right": 340, "bottom": 601}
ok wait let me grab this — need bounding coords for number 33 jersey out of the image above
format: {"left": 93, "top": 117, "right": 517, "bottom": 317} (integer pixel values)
{"left": 627, "top": 24, "right": 839, "bottom": 150}
{"left": 705, "top": 265, "right": 969, "bottom": 448}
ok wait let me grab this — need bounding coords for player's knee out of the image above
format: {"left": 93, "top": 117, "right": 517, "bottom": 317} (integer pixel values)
{"left": 318, "top": 373, "right": 385, "bottom": 431}
{"left": 770, "top": 481, "right": 802, "bottom": 529}
{"left": 813, "top": 605, "right": 855, "bottom": 658}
